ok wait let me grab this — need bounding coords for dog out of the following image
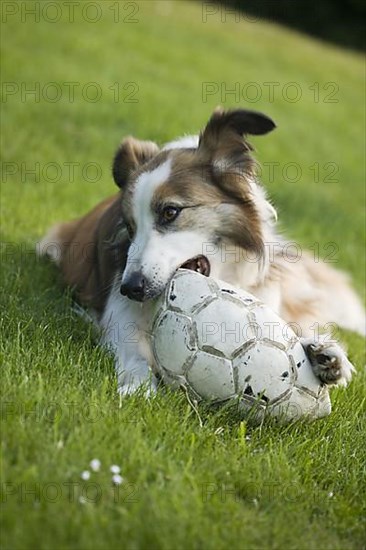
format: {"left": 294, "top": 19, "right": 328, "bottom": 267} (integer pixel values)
{"left": 38, "top": 108, "right": 365, "bottom": 396}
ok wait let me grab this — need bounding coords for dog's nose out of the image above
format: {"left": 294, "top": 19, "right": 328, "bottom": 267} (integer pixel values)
{"left": 120, "top": 272, "right": 146, "bottom": 301}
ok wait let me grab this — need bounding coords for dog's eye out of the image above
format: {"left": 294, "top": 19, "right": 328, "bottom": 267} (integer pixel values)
{"left": 160, "top": 206, "right": 181, "bottom": 225}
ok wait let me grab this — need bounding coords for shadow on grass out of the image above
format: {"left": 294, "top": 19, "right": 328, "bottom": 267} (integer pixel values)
{"left": 1, "top": 237, "right": 91, "bottom": 340}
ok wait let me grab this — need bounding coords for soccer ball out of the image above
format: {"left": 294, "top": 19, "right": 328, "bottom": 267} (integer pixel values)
{"left": 150, "top": 269, "right": 331, "bottom": 422}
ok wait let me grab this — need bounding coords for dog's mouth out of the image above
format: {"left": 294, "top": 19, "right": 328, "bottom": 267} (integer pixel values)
{"left": 180, "top": 255, "right": 211, "bottom": 277}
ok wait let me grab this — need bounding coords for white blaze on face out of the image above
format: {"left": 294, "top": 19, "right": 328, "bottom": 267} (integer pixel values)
{"left": 122, "top": 158, "right": 208, "bottom": 297}
{"left": 133, "top": 158, "right": 172, "bottom": 245}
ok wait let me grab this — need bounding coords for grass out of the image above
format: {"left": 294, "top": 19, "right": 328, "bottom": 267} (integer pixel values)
{"left": 1, "top": 1, "right": 365, "bottom": 549}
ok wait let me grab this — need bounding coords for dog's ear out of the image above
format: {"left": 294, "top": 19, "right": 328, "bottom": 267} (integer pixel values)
{"left": 112, "top": 137, "right": 160, "bottom": 188}
{"left": 198, "top": 107, "right": 276, "bottom": 160}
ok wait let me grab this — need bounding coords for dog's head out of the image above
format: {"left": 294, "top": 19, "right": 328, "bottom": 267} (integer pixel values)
{"left": 113, "top": 108, "right": 276, "bottom": 301}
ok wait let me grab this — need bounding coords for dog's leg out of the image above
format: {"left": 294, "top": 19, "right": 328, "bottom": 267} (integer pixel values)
{"left": 101, "top": 285, "right": 157, "bottom": 397}
{"left": 115, "top": 351, "right": 157, "bottom": 397}
{"left": 301, "top": 335, "right": 356, "bottom": 387}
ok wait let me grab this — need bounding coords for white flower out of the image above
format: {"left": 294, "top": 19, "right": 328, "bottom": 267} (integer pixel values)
{"left": 110, "top": 464, "right": 121, "bottom": 474}
{"left": 79, "top": 496, "right": 87, "bottom": 504}
{"left": 81, "top": 470, "right": 90, "bottom": 480}
{"left": 90, "top": 459, "right": 101, "bottom": 472}
{"left": 112, "top": 474, "right": 124, "bottom": 485}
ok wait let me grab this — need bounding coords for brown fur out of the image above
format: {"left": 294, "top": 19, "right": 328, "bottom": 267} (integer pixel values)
{"left": 45, "top": 195, "right": 129, "bottom": 314}
{"left": 113, "top": 137, "right": 160, "bottom": 189}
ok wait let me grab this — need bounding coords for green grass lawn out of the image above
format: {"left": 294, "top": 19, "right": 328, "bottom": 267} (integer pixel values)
{"left": 1, "top": 2, "right": 365, "bottom": 549}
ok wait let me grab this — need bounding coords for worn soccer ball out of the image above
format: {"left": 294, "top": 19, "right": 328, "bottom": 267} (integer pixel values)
{"left": 150, "top": 269, "right": 331, "bottom": 422}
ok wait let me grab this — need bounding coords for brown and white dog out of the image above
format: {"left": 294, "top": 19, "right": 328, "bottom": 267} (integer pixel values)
{"left": 39, "top": 108, "right": 365, "bottom": 395}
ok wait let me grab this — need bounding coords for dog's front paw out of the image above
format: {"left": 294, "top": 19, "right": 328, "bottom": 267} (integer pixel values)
{"left": 118, "top": 375, "right": 158, "bottom": 398}
{"left": 305, "top": 341, "right": 356, "bottom": 386}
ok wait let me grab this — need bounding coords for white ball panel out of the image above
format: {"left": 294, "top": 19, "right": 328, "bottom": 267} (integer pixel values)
{"left": 166, "top": 270, "right": 217, "bottom": 315}
{"left": 233, "top": 341, "right": 293, "bottom": 401}
{"left": 152, "top": 311, "right": 196, "bottom": 376}
{"left": 216, "top": 281, "right": 260, "bottom": 308}
{"left": 187, "top": 352, "right": 235, "bottom": 402}
{"left": 194, "top": 298, "right": 250, "bottom": 358}
{"left": 249, "top": 304, "right": 293, "bottom": 350}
